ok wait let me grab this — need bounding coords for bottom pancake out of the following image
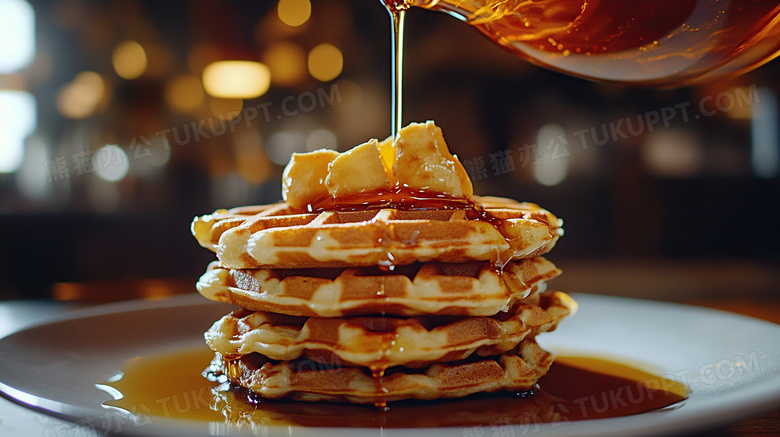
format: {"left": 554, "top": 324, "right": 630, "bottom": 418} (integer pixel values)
{"left": 206, "top": 339, "right": 553, "bottom": 404}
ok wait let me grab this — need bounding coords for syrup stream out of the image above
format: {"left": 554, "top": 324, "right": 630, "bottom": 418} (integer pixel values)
{"left": 385, "top": 1, "right": 409, "bottom": 139}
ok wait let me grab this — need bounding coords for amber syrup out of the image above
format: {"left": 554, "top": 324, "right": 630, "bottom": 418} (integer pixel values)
{"left": 382, "top": 0, "right": 413, "bottom": 139}
{"left": 390, "top": 0, "right": 780, "bottom": 86}
{"left": 101, "top": 347, "right": 688, "bottom": 427}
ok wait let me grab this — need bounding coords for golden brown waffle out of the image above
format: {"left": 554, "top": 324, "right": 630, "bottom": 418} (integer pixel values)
{"left": 210, "top": 338, "right": 553, "bottom": 404}
{"left": 191, "top": 196, "right": 562, "bottom": 269}
{"left": 205, "top": 291, "right": 575, "bottom": 368}
{"left": 192, "top": 203, "right": 289, "bottom": 252}
{"left": 197, "top": 257, "right": 561, "bottom": 317}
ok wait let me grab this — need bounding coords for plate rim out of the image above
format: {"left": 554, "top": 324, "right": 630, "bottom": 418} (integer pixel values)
{"left": 0, "top": 292, "right": 779, "bottom": 437}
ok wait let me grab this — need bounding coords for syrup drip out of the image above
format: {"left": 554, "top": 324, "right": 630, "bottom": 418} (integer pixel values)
{"left": 101, "top": 347, "right": 688, "bottom": 427}
{"left": 497, "top": 267, "right": 533, "bottom": 312}
{"left": 370, "top": 363, "right": 390, "bottom": 409}
{"left": 372, "top": 274, "right": 393, "bottom": 408}
{"left": 305, "top": 187, "right": 478, "bottom": 213}
{"left": 226, "top": 358, "right": 242, "bottom": 381}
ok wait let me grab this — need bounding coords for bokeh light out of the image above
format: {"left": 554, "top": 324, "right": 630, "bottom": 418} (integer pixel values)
{"left": 0, "top": 90, "right": 36, "bottom": 173}
{"left": 74, "top": 71, "right": 104, "bottom": 95}
{"left": 56, "top": 84, "right": 93, "bottom": 119}
{"left": 642, "top": 129, "right": 703, "bottom": 177}
{"left": 750, "top": 88, "right": 779, "bottom": 178}
{"left": 277, "top": 0, "right": 311, "bottom": 27}
{"left": 16, "top": 135, "right": 50, "bottom": 200}
{"left": 202, "top": 61, "right": 271, "bottom": 99}
{"left": 56, "top": 71, "right": 105, "bottom": 119}
{"left": 306, "top": 128, "right": 338, "bottom": 151}
{"left": 266, "top": 130, "right": 307, "bottom": 165}
{"left": 262, "top": 41, "right": 307, "bottom": 86}
{"left": 112, "top": 40, "right": 147, "bottom": 80}
{"left": 94, "top": 144, "right": 129, "bottom": 182}
{"left": 0, "top": 0, "right": 35, "bottom": 73}
{"left": 532, "top": 124, "right": 570, "bottom": 186}
{"left": 74, "top": 71, "right": 105, "bottom": 111}
{"left": 165, "top": 74, "right": 204, "bottom": 113}
{"left": 308, "top": 43, "right": 343, "bottom": 82}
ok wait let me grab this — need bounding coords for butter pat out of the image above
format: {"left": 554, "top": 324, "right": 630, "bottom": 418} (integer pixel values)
{"left": 282, "top": 149, "right": 339, "bottom": 209}
{"left": 326, "top": 139, "right": 393, "bottom": 197}
{"left": 394, "top": 121, "right": 473, "bottom": 198}
{"left": 280, "top": 121, "right": 473, "bottom": 209}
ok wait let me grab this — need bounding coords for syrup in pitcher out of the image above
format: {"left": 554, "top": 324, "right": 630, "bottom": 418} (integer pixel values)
{"left": 384, "top": 0, "right": 780, "bottom": 87}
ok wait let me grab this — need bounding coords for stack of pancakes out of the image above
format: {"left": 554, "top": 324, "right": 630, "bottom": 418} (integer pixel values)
{"left": 191, "top": 122, "right": 576, "bottom": 406}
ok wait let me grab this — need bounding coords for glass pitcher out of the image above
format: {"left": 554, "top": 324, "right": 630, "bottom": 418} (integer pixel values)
{"left": 387, "top": 0, "right": 780, "bottom": 87}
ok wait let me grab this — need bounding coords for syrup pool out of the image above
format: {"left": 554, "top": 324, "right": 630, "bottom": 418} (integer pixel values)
{"left": 100, "top": 347, "right": 687, "bottom": 428}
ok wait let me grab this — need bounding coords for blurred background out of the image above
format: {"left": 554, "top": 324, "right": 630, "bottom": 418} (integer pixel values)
{"left": 0, "top": 0, "right": 778, "bottom": 302}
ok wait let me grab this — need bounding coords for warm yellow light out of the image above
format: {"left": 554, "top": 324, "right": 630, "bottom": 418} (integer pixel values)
{"left": 277, "top": 0, "right": 311, "bottom": 27}
{"left": 73, "top": 71, "right": 105, "bottom": 103}
{"left": 56, "top": 72, "right": 105, "bottom": 119}
{"left": 209, "top": 97, "right": 243, "bottom": 119}
{"left": 202, "top": 61, "right": 271, "bottom": 99}
{"left": 56, "top": 84, "right": 93, "bottom": 119}
{"left": 113, "top": 40, "right": 147, "bottom": 80}
{"left": 642, "top": 130, "right": 702, "bottom": 177}
{"left": 165, "top": 75, "right": 204, "bottom": 113}
{"left": 262, "top": 41, "right": 306, "bottom": 86}
{"left": 308, "top": 43, "right": 343, "bottom": 82}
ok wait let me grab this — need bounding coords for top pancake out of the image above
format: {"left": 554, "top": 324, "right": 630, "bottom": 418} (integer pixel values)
{"left": 192, "top": 196, "right": 563, "bottom": 269}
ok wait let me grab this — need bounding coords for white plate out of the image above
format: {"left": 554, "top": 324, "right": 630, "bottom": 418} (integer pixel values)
{"left": 0, "top": 293, "right": 779, "bottom": 437}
